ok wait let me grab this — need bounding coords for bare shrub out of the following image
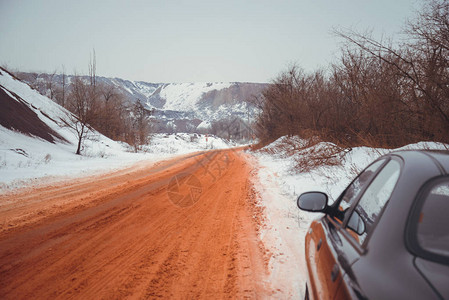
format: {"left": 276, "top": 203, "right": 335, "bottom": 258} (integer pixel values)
{"left": 293, "top": 143, "right": 350, "bottom": 173}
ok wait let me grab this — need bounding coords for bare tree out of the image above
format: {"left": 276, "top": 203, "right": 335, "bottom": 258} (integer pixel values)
{"left": 334, "top": 0, "right": 449, "bottom": 143}
{"left": 45, "top": 70, "right": 57, "bottom": 100}
{"left": 93, "top": 83, "right": 128, "bottom": 140}
{"left": 255, "top": 0, "right": 449, "bottom": 148}
{"left": 54, "top": 65, "right": 67, "bottom": 107}
{"left": 63, "top": 50, "right": 99, "bottom": 155}
{"left": 63, "top": 76, "right": 98, "bottom": 154}
{"left": 61, "top": 65, "right": 66, "bottom": 107}
{"left": 89, "top": 49, "right": 97, "bottom": 88}
{"left": 126, "top": 101, "right": 152, "bottom": 152}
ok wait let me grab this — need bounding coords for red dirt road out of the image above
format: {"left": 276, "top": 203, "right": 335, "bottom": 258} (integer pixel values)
{"left": 0, "top": 149, "right": 272, "bottom": 299}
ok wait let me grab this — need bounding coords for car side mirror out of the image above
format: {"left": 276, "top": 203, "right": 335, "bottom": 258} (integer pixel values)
{"left": 297, "top": 192, "right": 328, "bottom": 213}
{"left": 347, "top": 210, "right": 366, "bottom": 235}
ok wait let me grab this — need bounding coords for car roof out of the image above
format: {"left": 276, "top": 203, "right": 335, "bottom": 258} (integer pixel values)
{"left": 422, "top": 150, "right": 449, "bottom": 174}
{"left": 391, "top": 150, "right": 449, "bottom": 175}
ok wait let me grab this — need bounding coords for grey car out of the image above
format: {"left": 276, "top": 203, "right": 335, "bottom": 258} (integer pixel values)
{"left": 297, "top": 150, "right": 449, "bottom": 299}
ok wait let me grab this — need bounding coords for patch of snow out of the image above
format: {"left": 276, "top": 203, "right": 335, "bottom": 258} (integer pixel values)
{"left": 159, "top": 82, "right": 232, "bottom": 111}
{"left": 197, "top": 121, "right": 211, "bottom": 130}
{"left": 122, "top": 85, "right": 134, "bottom": 95}
{"left": 134, "top": 81, "right": 160, "bottom": 98}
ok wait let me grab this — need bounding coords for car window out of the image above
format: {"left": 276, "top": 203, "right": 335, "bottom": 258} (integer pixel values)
{"left": 417, "top": 180, "right": 449, "bottom": 257}
{"left": 336, "top": 159, "right": 385, "bottom": 221}
{"left": 346, "top": 160, "right": 401, "bottom": 245}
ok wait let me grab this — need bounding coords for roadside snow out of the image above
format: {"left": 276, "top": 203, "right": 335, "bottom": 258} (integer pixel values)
{"left": 248, "top": 154, "right": 313, "bottom": 298}
{"left": 0, "top": 132, "right": 231, "bottom": 191}
{"left": 249, "top": 136, "right": 448, "bottom": 298}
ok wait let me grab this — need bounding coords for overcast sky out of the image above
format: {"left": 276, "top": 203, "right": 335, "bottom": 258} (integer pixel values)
{"left": 1, "top": 0, "right": 420, "bottom": 83}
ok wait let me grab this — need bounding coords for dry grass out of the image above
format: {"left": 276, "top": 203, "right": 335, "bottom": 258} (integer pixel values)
{"left": 293, "top": 141, "right": 350, "bottom": 172}
{"left": 255, "top": 135, "right": 351, "bottom": 173}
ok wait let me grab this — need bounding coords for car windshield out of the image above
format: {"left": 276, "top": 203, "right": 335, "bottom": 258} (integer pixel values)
{"left": 417, "top": 179, "right": 449, "bottom": 257}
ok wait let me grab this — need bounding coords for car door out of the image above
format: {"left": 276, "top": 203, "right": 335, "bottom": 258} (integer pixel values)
{"left": 333, "top": 158, "right": 402, "bottom": 298}
{"left": 306, "top": 157, "right": 403, "bottom": 299}
{"left": 305, "top": 158, "right": 387, "bottom": 299}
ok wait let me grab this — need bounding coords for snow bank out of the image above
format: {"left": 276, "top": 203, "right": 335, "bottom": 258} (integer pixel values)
{"left": 0, "top": 131, "right": 233, "bottom": 191}
{"left": 249, "top": 136, "right": 448, "bottom": 298}
{"left": 255, "top": 136, "right": 448, "bottom": 200}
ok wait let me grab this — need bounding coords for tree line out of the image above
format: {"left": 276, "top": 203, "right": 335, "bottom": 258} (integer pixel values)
{"left": 255, "top": 0, "right": 449, "bottom": 148}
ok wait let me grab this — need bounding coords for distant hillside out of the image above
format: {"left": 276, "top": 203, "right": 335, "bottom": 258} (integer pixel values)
{"left": 15, "top": 72, "right": 268, "bottom": 134}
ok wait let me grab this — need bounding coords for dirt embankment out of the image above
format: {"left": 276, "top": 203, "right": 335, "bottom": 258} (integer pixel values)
{"left": 0, "top": 149, "right": 273, "bottom": 299}
{"left": 0, "top": 76, "right": 67, "bottom": 144}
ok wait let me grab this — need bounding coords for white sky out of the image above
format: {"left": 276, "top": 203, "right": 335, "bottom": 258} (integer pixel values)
{"left": 0, "top": 0, "right": 420, "bottom": 83}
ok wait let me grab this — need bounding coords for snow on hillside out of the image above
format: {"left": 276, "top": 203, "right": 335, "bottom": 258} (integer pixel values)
{"left": 108, "top": 78, "right": 235, "bottom": 112}
{"left": 159, "top": 82, "right": 232, "bottom": 111}
{"left": 249, "top": 136, "right": 448, "bottom": 298}
{"left": 133, "top": 81, "right": 160, "bottom": 98}
{"left": 200, "top": 101, "right": 252, "bottom": 121}
{"left": 0, "top": 72, "right": 70, "bottom": 140}
{"left": 0, "top": 69, "right": 232, "bottom": 191}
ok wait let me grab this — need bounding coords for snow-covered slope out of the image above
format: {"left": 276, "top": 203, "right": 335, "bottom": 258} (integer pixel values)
{"left": 0, "top": 69, "right": 233, "bottom": 190}
{"left": 154, "top": 82, "right": 232, "bottom": 111}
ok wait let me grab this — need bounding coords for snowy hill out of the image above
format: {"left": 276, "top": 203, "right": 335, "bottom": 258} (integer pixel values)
{"left": 0, "top": 68, "right": 232, "bottom": 190}
{"left": 15, "top": 72, "right": 267, "bottom": 133}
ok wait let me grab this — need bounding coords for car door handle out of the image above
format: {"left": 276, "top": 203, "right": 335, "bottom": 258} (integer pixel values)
{"left": 331, "top": 264, "right": 339, "bottom": 282}
{"left": 317, "top": 239, "right": 322, "bottom": 251}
